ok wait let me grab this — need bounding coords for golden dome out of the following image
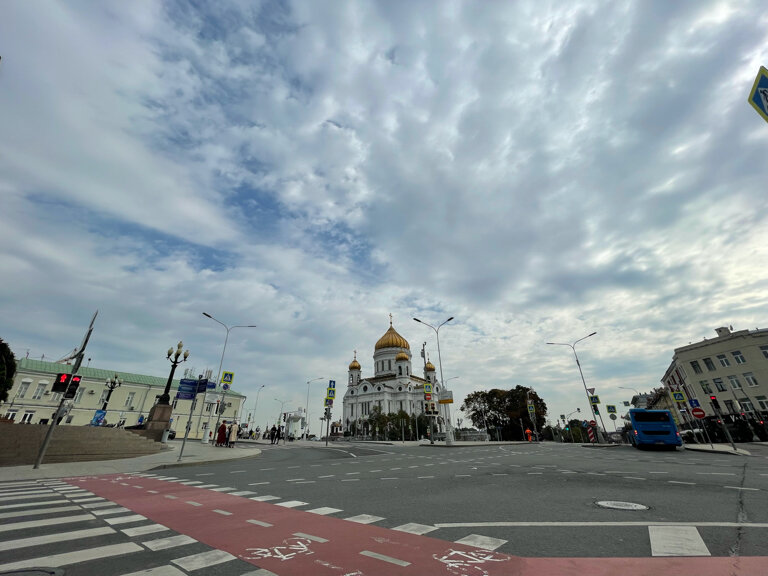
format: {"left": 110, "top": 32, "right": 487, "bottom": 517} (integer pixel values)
{"left": 375, "top": 317, "right": 410, "bottom": 350}
{"left": 425, "top": 361, "right": 436, "bottom": 372}
{"left": 395, "top": 351, "right": 409, "bottom": 362}
{"left": 349, "top": 351, "right": 361, "bottom": 371}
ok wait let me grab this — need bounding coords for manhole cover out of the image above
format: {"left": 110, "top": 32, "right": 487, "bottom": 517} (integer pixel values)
{"left": 596, "top": 500, "right": 648, "bottom": 510}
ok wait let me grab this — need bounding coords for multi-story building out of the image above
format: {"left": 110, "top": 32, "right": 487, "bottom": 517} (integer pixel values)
{"left": 3, "top": 358, "right": 245, "bottom": 439}
{"left": 661, "top": 326, "right": 768, "bottom": 421}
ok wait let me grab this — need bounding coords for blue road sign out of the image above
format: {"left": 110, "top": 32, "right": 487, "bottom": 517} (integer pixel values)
{"left": 589, "top": 395, "right": 600, "bottom": 405}
{"left": 196, "top": 378, "right": 209, "bottom": 394}
{"left": 672, "top": 391, "right": 686, "bottom": 402}
{"left": 177, "top": 379, "right": 198, "bottom": 400}
{"left": 582, "top": 420, "right": 588, "bottom": 428}
{"left": 748, "top": 66, "right": 768, "bottom": 123}
{"left": 329, "top": 380, "right": 336, "bottom": 389}
{"left": 222, "top": 371, "right": 234, "bottom": 384}
{"left": 606, "top": 404, "right": 617, "bottom": 414}
{"left": 689, "top": 398, "right": 701, "bottom": 408}
{"left": 222, "top": 383, "right": 230, "bottom": 391}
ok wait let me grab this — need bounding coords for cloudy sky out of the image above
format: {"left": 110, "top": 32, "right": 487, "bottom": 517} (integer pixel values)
{"left": 2, "top": 0, "right": 767, "bottom": 431}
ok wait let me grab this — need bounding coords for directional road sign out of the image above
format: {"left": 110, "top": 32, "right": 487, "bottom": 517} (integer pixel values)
{"left": 748, "top": 66, "right": 768, "bottom": 124}
{"left": 689, "top": 398, "right": 700, "bottom": 408}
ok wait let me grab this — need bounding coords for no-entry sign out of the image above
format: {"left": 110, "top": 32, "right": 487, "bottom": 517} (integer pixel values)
{"left": 589, "top": 420, "right": 597, "bottom": 427}
{"left": 691, "top": 407, "right": 706, "bottom": 419}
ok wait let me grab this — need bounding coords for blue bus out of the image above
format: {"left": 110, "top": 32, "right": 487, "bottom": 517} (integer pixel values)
{"left": 628, "top": 409, "right": 682, "bottom": 449}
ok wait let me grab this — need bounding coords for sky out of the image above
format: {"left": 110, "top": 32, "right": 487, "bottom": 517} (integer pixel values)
{"left": 2, "top": 0, "right": 768, "bottom": 432}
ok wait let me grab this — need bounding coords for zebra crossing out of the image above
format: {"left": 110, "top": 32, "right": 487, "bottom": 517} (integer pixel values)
{"left": 0, "top": 479, "right": 260, "bottom": 575}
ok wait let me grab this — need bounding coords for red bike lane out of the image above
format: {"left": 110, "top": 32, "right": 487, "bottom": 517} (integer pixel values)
{"left": 70, "top": 474, "right": 762, "bottom": 576}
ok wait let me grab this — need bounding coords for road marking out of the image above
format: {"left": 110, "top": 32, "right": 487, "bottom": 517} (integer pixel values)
{"left": 179, "top": 481, "right": 203, "bottom": 485}
{"left": 171, "top": 549, "right": 237, "bottom": 571}
{"left": 295, "top": 481, "right": 316, "bottom": 484}
{"left": 455, "top": 534, "right": 507, "bottom": 551}
{"left": 122, "top": 524, "right": 170, "bottom": 537}
{"left": 624, "top": 477, "right": 646, "bottom": 480}
{"left": 0, "top": 513, "right": 95, "bottom": 533}
{"left": 0, "top": 504, "right": 81, "bottom": 519}
{"left": 0, "top": 499, "right": 68, "bottom": 510}
{"left": 527, "top": 472, "right": 542, "bottom": 475}
{"left": 119, "top": 566, "right": 186, "bottom": 576}
{"left": 195, "top": 473, "right": 214, "bottom": 476}
{"left": 164, "top": 495, "right": 178, "bottom": 499}
{"left": 360, "top": 550, "right": 410, "bottom": 567}
{"left": 724, "top": 486, "right": 759, "bottom": 491}
{"left": 648, "top": 472, "right": 668, "bottom": 474}
{"left": 346, "top": 472, "right": 361, "bottom": 475}
{"left": 380, "top": 477, "right": 398, "bottom": 480}
{"left": 250, "top": 495, "right": 280, "bottom": 502}
{"left": 294, "top": 532, "right": 328, "bottom": 543}
{"left": 318, "top": 475, "right": 335, "bottom": 478}
{"left": 669, "top": 481, "right": 696, "bottom": 485}
{"left": 230, "top": 470, "right": 247, "bottom": 473}
{"left": 0, "top": 542, "right": 143, "bottom": 571}
{"left": 143, "top": 534, "right": 197, "bottom": 551}
{"left": 456, "top": 474, "right": 471, "bottom": 478}
{"left": 342, "top": 479, "right": 360, "bottom": 482}
{"left": 147, "top": 490, "right": 159, "bottom": 494}
{"left": 418, "top": 476, "right": 435, "bottom": 479}
{"left": 105, "top": 514, "right": 147, "bottom": 525}
{"left": 248, "top": 482, "right": 270, "bottom": 486}
{"left": 260, "top": 468, "right": 275, "bottom": 471}
{"left": 213, "top": 509, "right": 233, "bottom": 516}
{"left": 286, "top": 479, "right": 305, "bottom": 482}
{"left": 369, "top": 470, "right": 382, "bottom": 473}
{"left": 308, "top": 507, "right": 343, "bottom": 515}
{"left": 649, "top": 526, "right": 710, "bottom": 556}
{"left": 210, "top": 487, "right": 236, "bottom": 492}
{"left": 247, "top": 519, "right": 273, "bottom": 527}
{"left": 697, "top": 472, "right": 736, "bottom": 476}
{"left": 194, "top": 484, "right": 219, "bottom": 489}
{"left": 275, "top": 500, "right": 308, "bottom": 508}
{"left": 390, "top": 467, "right": 402, "bottom": 470}
{"left": 393, "top": 522, "right": 437, "bottom": 535}
{"left": 0, "top": 526, "right": 115, "bottom": 551}
{"left": 0, "top": 492, "right": 58, "bottom": 502}
{"left": 230, "top": 491, "right": 258, "bottom": 496}
{"left": 288, "top": 466, "right": 300, "bottom": 469}
{"left": 186, "top": 501, "right": 202, "bottom": 506}
{"left": 435, "top": 521, "right": 768, "bottom": 528}
{"left": 345, "top": 514, "right": 384, "bottom": 524}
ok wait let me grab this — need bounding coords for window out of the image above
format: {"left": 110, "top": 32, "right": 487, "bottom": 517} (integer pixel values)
{"left": 699, "top": 380, "right": 712, "bottom": 394}
{"left": 406, "top": 366, "right": 409, "bottom": 375}
{"left": 5, "top": 410, "right": 17, "bottom": 421}
{"left": 98, "top": 390, "right": 108, "bottom": 405}
{"left": 740, "top": 399, "right": 755, "bottom": 413}
{"left": 743, "top": 372, "right": 759, "bottom": 387}
{"left": 362, "top": 385, "right": 368, "bottom": 392}
{"left": 717, "top": 354, "right": 730, "bottom": 367}
{"left": 703, "top": 358, "right": 716, "bottom": 371}
{"left": 172, "top": 399, "right": 178, "bottom": 409}
{"left": 73, "top": 388, "right": 85, "bottom": 403}
{"left": 388, "top": 360, "right": 391, "bottom": 371}
{"left": 398, "top": 366, "right": 402, "bottom": 375}
{"left": 17, "top": 382, "right": 30, "bottom": 398}
{"left": 51, "top": 392, "right": 62, "bottom": 403}
{"left": 21, "top": 411, "right": 35, "bottom": 423}
{"left": 760, "top": 345, "right": 768, "bottom": 359}
{"left": 724, "top": 400, "right": 735, "bottom": 414}
{"left": 727, "top": 375, "right": 742, "bottom": 389}
{"left": 32, "top": 384, "right": 47, "bottom": 400}
{"left": 732, "top": 351, "right": 746, "bottom": 364}
{"left": 124, "top": 392, "right": 135, "bottom": 408}
{"left": 757, "top": 396, "right": 768, "bottom": 411}
{"left": 65, "top": 415, "right": 74, "bottom": 424}
{"left": 713, "top": 378, "right": 727, "bottom": 392}
{"left": 690, "top": 361, "right": 703, "bottom": 374}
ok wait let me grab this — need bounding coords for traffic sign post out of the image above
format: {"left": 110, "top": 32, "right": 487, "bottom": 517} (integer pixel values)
{"left": 748, "top": 65, "right": 768, "bottom": 124}
{"left": 691, "top": 407, "right": 706, "bottom": 419}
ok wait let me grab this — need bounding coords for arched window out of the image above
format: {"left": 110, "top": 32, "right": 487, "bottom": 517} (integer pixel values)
{"left": 406, "top": 366, "right": 409, "bottom": 375}
{"left": 388, "top": 360, "right": 392, "bottom": 371}
{"left": 363, "top": 385, "right": 368, "bottom": 392}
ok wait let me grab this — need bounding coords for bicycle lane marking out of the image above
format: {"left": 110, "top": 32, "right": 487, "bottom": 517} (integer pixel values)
{"left": 68, "top": 475, "right": 765, "bottom": 576}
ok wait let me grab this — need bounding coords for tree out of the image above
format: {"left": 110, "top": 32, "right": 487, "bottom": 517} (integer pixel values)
{"left": 461, "top": 386, "right": 548, "bottom": 441}
{"left": 0, "top": 338, "right": 16, "bottom": 403}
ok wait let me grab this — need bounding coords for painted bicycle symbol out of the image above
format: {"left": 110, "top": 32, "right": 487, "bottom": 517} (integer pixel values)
{"left": 242, "top": 537, "right": 314, "bottom": 562}
{"left": 433, "top": 548, "right": 509, "bottom": 576}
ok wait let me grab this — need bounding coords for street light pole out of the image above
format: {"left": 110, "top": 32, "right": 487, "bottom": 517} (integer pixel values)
{"left": 202, "top": 312, "right": 257, "bottom": 443}
{"left": 414, "top": 316, "right": 455, "bottom": 445}
{"left": 547, "top": 332, "right": 608, "bottom": 441}
{"left": 159, "top": 342, "right": 189, "bottom": 405}
{"left": 304, "top": 377, "right": 324, "bottom": 440}
{"left": 251, "top": 384, "right": 264, "bottom": 434}
{"left": 103, "top": 373, "right": 122, "bottom": 412}
{"left": 275, "top": 398, "right": 287, "bottom": 444}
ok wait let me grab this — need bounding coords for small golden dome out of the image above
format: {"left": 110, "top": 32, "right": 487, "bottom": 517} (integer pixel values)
{"left": 349, "top": 351, "right": 361, "bottom": 371}
{"left": 395, "top": 351, "right": 409, "bottom": 362}
{"left": 425, "top": 361, "right": 435, "bottom": 372}
{"left": 375, "top": 317, "right": 410, "bottom": 350}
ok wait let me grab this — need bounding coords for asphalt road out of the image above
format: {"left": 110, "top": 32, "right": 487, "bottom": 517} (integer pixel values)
{"left": 1, "top": 441, "right": 767, "bottom": 575}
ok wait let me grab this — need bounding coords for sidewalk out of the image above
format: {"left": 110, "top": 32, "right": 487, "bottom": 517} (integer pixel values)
{"left": 0, "top": 438, "right": 264, "bottom": 482}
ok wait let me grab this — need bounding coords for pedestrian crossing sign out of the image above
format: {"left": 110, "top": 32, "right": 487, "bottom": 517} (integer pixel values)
{"left": 606, "top": 405, "right": 616, "bottom": 414}
{"left": 527, "top": 405, "right": 536, "bottom": 414}
{"left": 327, "top": 388, "right": 336, "bottom": 399}
{"left": 222, "top": 371, "right": 234, "bottom": 384}
{"left": 589, "top": 395, "right": 600, "bottom": 405}
{"left": 328, "top": 380, "right": 336, "bottom": 389}
{"left": 748, "top": 65, "right": 768, "bottom": 124}
{"left": 673, "top": 391, "right": 687, "bottom": 402}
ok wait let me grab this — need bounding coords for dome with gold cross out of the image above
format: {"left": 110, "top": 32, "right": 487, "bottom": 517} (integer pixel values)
{"left": 375, "top": 315, "right": 410, "bottom": 350}
{"left": 348, "top": 351, "right": 361, "bottom": 371}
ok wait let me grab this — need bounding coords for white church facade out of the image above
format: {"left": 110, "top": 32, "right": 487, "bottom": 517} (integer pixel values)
{"left": 343, "top": 317, "right": 441, "bottom": 433}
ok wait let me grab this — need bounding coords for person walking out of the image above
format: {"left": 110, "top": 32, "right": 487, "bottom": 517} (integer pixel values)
{"left": 270, "top": 425, "right": 277, "bottom": 445}
{"left": 525, "top": 428, "right": 532, "bottom": 442}
{"left": 229, "top": 421, "right": 239, "bottom": 448}
{"left": 216, "top": 421, "right": 227, "bottom": 447}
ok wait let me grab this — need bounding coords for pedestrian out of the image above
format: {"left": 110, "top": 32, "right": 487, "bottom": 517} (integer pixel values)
{"left": 229, "top": 422, "right": 239, "bottom": 448}
{"left": 270, "top": 425, "right": 277, "bottom": 444}
{"left": 216, "top": 421, "right": 227, "bottom": 447}
{"left": 525, "top": 428, "right": 532, "bottom": 442}
{"left": 275, "top": 425, "right": 282, "bottom": 445}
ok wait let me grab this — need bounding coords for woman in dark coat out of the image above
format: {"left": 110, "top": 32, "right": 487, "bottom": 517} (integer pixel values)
{"left": 216, "top": 421, "right": 227, "bottom": 446}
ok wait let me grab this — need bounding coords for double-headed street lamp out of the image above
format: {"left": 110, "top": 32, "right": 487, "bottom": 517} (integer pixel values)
{"left": 202, "top": 312, "right": 257, "bottom": 443}
{"left": 414, "top": 316, "right": 454, "bottom": 446}
{"left": 304, "top": 377, "right": 324, "bottom": 439}
{"left": 546, "top": 332, "right": 608, "bottom": 440}
{"left": 102, "top": 373, "right": 122, "bottom": 411}
{"left": 158, "top": 341, "right": 189, "bottom": 405}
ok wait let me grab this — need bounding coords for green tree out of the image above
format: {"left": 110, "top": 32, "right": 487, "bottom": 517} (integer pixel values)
{"left": 0, "top": 338, "right": 16, "bottom": 403}
{"left": 461, "top": 386, "right": 548, "bottom": 441}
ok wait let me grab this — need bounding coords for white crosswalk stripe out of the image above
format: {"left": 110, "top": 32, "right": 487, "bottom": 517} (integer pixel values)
{"left": 0, "top": 543, "right": 143, "bottom": 571}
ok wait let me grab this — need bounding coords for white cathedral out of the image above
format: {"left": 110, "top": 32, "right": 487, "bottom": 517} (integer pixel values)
{"left": 343, "top": 316, "right": 442, "bottom": 433}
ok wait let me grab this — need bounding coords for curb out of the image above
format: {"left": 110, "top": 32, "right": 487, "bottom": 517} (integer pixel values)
{"left": 148, "top": 449, "right": 262, "bottom": 471}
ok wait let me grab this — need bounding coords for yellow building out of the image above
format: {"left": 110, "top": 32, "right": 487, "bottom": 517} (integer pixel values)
{"left": 3, "top": 358, "right": 245, "bottom": 439}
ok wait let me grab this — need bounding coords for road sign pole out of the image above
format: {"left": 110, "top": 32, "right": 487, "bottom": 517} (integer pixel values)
{"left": 178, "top": 388, "right": 198, "bottom": 462}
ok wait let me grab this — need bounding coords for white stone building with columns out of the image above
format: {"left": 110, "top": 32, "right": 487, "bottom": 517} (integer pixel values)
{"left": 343, "top": 318, "right": 441, "bottom": 434}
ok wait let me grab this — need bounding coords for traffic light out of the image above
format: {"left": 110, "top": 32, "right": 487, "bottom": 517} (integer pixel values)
{"left": 592, "top": 405, "right": 599, "bottom": 414}
{"left": 64, "top": 375, "right": 82, "bottom": 399}
{"left": 52, "top": 373, "right": 72, "bottom": 393}
{"left": 430, "top": 402, "right": 437, "bottom": 415}
{"left": 709, "top": 395, "right": 721, "bottom": 410}
{"left": 282, "top": 413, "right": 286, "bottom": 422}
{"left": 565, "top": 426, "right": 570, "bottom": 431}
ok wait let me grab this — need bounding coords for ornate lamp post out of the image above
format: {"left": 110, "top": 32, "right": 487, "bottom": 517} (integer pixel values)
{"left": 413, "top": 316, "right": 455, "bottom": 445}
{"left": 158, "top": 341, "right": 189, "bottom": 405}
{"left": 102, "top": 373, "right": 122, "bottom": 411}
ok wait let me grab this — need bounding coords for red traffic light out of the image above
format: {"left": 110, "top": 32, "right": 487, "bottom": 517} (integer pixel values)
{"left": 709, "top": 395, "right": 717, "bottom": 400}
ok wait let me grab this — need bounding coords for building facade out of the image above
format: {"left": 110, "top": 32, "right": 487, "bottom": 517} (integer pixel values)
{"left": 661, "top": 326, "right": 768, "bottom": 421}
{"left": 343, "top": 318, "right": 441, "bottom": 434}
{"left": 3, "top": 358, "right": 245, "bottom": 439}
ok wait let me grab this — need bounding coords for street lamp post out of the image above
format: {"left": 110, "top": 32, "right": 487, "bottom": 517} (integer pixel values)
{"left": 102, "top": 373, "right": 122, "bottom": 412}
{"left": 547, "top": 332, "right": 608, "bottom": 441}
{"left": 304, "top": 377, "right": 324, "bottom": 440}
{"left": 202, "top": 312, "right": 257, "bottom": 443}
{"left": 414, "top": 316, "right": 455, "bottom": 445}
{"left": 275, "top": 398, "right": 287, "bottom": 444}
{"left": 250, "top": 384, "right": 265, "bottom": 433}
{"left": 158, "top": 342, "right": 189, "bottom": 405}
